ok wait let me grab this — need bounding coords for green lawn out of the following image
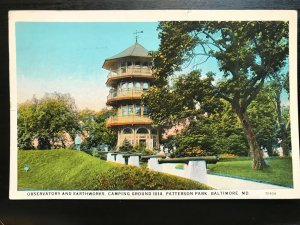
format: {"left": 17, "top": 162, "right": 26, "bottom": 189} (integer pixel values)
{"left": 18, "top": 149, "right": 211, "bottom": 190}
{"left": 208, "top": 157, "right": 293, "bottom": 187}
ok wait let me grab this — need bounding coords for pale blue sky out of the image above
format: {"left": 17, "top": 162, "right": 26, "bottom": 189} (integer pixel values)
{"left": 16, "top": 22, "right": 223, "bottom": 110}
{"left": 16, "top": 22, "right": 288, "bottom": 110}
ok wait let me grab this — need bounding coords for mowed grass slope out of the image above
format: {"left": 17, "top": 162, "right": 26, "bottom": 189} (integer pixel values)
{"left": 208, "top": 157, "right": 293, "bottom": 187}
{"left": 18, "top": 150, "right": 211, "bottom": 190}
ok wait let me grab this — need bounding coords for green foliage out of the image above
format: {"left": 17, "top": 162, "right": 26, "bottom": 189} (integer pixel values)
{"left": 18, "top": 93, "right": 79, "bottom": 150}
{"left": 248, "top": 85, "right": 278, "bottom": 155}
{"left": 119, "top": 139, "right": 133, "bottom": 152}
{"left": 208, "top": 157, "right": 293, "bottom": 187}
{"left": 18, "top": 150, "right": 211, "bottom": 190}
{"left": 133, "top": 142, "right": 146, "bottom": 153}
{"left": 143, "top": 70, "right": 222, "bottom": 125}
{"left": 170, "top": 99, "right": 248, "bottom": 157}
{"left": 150, "top": 21, "right": 289, "bottom": 169}
{"left": 132, "top": 142, "right": 154, "bottom": 155}
{"left": 99, "top": 165, "right": 212, "bottom": 190}
{"left": 79, "top": 109, "right": 117, "bottom": 152}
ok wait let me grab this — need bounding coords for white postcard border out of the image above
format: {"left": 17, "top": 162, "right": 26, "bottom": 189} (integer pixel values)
{"left": 9, "top": 10, "right": 299, "bottom": 200}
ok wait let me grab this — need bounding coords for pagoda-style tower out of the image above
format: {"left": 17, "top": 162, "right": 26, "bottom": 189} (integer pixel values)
{"left": 102, "top": 42, "right": 159, "bottom": 150}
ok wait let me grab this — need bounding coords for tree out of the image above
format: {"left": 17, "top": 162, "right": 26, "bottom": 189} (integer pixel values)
{"left": 119, "top": 139, "right": 133, "bottom": 152}
{"left": 269, "top": 74, "right": 291, "bottom": 156}
{"left": 211, "top": 100, "right": 249, "bottom": 156}
{"left": 79, "top": 109, "right": 117, "bottom": 151}
{"left": 18, "top": 101, "right": 36, "bottom": 149}
{"left": 144, "top": 71, "right": 248, "bottom": 157}
{"left": 152, "top": 21, "right": 288, "bottom": 169}
{"left": 143, "top": 70, "right": 222, "bottom": 126}
{"left": 247, "top": 85, "right": 279, "bottom": 156}
{"left": 17, "top": 93, "right": 79, "bottom": 149}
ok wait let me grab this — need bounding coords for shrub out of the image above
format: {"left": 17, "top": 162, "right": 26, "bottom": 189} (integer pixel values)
{"left": 175, "top": 146, "right": 212, "bottom": 157}
{"left": 98, "top": 165, "right": 212, "bottom": 190}
{"left": 218, "top": 153, "right": 237, "bottom": 159}
{"left": 119, "top": 140, "right": 133, "bottom": 152}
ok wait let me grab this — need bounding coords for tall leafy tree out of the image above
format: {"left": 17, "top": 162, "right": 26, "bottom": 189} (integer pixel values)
{"left": 18, "top": 93, "right": 79, "bottom": 149}
{"left": 79, "top": 109, "right": 117, "bottom": 150}
{"left": 145, "top": 71, "right": 248, "bottom": 156}
{"left": 248, "top": 85, "right": 279, "bottom": 156}
{"left": 153, "top": 21, "right": 288, "bottom": 169}
{"left": 269, "top": 74, "right": 291, "bottom": 156}
{"left": 143, "top": 70, "right": 222, "bottom": 126}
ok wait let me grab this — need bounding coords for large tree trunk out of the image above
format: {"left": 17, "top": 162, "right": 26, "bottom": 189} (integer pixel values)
{"left": 235, "top": 109, "right": 265, "bottom": 170}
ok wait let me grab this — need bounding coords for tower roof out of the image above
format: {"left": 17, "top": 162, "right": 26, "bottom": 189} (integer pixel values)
{"left": 102, "top": 43, "right": 151, "bottom": 70}
{"left": 107, "top": 42, "right": 150, "bottom": 60}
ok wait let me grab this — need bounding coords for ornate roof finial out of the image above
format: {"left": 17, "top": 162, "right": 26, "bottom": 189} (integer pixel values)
{"left": 134, "top": 30, "right": 143, "bottom": 43}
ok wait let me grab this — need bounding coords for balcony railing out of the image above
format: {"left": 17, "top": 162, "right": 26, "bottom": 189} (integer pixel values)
{"left": 108, "top": 66, "right": 152, "bottom": 79}
{"left": 106, "top": 115, "right": 152, "bottom": 127}
{"left": 107, "top": 89, "right": 145, "bottom": 102}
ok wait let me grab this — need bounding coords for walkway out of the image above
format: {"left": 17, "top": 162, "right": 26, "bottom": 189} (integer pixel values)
{"left": 207, "top": 174, "right": 289, "bottom": 190}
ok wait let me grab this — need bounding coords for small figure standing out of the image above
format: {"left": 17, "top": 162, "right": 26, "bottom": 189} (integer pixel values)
{"left": 74, "top": 133, "right": 82, "bottom": 151}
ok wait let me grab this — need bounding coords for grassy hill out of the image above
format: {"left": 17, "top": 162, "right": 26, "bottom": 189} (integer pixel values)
{"left": 18, "top": 150, "right": 211, "bottom": 190}
{"left": 208, "top": 157, "right": 293, "bottom": 187}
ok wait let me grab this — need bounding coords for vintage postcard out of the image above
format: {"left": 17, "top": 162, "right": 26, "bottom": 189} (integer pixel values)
{"left": 9, "top": 10, "right": 299, "bottom": 199}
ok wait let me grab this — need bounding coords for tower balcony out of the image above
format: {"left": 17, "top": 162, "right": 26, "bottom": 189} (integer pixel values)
{"left": 107, "top": 89, "right": 145, "bottom": 105}
{"left": 106, "top": 115, "right": 152, "bottom": 127}
{"left": 106, "top": 66, "right": 153, "bottom": 85}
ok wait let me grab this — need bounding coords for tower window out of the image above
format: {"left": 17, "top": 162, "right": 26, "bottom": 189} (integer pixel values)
{"left": 136, "top": 127, "right": 149, "bottom": 134}
{"left": 128, "top": 82, "right": 133, "bottom": 90}
{"left": 135, "top": 61, "right": 141, "bottom": 66}
{"left": 123, "top": 127, "right": 133, "bottom": 134}
{"left": 128, "top": 104, "right": 133, "bottom": 115}
{"left": 143, "top": 82, "right": 149, "bottom": 90}
{"left": 121, "top": 82, "right": 127, "bottom": 92}
{"left": 135, "top": 82, "right": 141, "bottom": 89}
{"left": 121, "top": 105, "right": 127, "bottom": 116}
{"left": 135, "top": 105, "right": 141, "bottom": 115}
{"left": 143, "top": 106, "right": 149, "bottom": 116}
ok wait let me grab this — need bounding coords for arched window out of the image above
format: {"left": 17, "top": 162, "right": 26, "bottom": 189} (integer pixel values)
{"left": 123, "top": 127, "right": 133, "bottom": 134}
{"left": 143, "top": 82, "right": 149, "bottom": 90}
{"left": 135, "top": 82, "right": 141, "bottom": 90}
{"left": 136, "top": 127, "right": 149, "bottom": 134}
{"left": 121, "top": 83, "right": 127, "bottom": 92}
{"left": 128, "top": 82, "right": 133, "bottom": 90}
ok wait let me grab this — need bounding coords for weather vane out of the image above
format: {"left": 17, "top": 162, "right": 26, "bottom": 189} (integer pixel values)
{"left": 134, "top": 30, "right": 143, "bottom": 43}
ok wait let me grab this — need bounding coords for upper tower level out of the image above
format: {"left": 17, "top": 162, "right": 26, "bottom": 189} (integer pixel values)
{"left": 102, "top": 43, "right": 153, "bottom": 86}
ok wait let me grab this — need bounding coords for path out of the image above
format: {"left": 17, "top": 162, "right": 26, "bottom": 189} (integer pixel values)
{"left": 207, "top": 174, "right": 289, "bottom": 190}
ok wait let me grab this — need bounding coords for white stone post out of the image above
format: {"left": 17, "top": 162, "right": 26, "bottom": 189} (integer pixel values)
{"left": 128, "top": 156, "right": 140, "bottom": 167}
{"left": 107, "top": 153, "right": 115, "bottom": 162}
{"left": 116, "top": 154, "right": 125, "bottom": 164}
{"left": 185, "top": 160, "right": 207, "bottom": 184}
{"left": 147, "top": 158, "right": 161, "bottom": 172}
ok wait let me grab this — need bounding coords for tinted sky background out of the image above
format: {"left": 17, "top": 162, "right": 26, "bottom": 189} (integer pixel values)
{"left": 16, "top": 22, "right": 223, "bottom": 110}
{"left": 16, "top": 22, "right": 288, "bottom": 110}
